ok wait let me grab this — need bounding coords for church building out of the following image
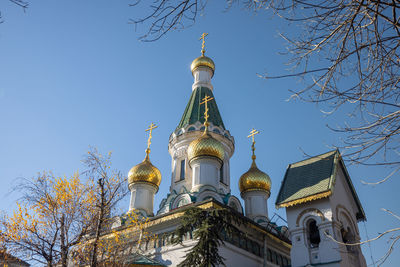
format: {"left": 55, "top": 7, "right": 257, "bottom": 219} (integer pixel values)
{"left": 112, "top": 35, "right": 367, "bottom": 267}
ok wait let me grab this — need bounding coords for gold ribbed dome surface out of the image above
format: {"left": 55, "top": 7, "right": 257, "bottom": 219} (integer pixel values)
{"left": 239, "top": 161, "right": 271, "bottom": 194}
{"left": 188, "top": 132, "right": 224, "bottom": 162}
{"left": 191, "top": 55, "right": 215, "bottom": 74}
{"left": 128, "top": 157, "right": 161, "bottom": 188}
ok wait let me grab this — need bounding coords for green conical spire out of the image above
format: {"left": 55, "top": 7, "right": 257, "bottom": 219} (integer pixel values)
{"left": 176, "top": 87, "right": 225, "bottom": 131}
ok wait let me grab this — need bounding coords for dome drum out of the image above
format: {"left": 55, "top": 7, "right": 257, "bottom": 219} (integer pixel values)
{"left": 188, "top": 155, "right": 223, "bottom": 166}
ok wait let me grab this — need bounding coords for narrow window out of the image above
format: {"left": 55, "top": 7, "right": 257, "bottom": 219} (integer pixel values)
{"left": 272, "top": 251, "right": 278, "bottom": 264}
{"left": 220, "top": 165, "right": 224, "bottom": 183}
{"left": 267, "top": 249, "right": 272, "bottom": 262}
{"left": 308, "top": 219, "right": 321, "bottom": 248}
{"left": 277, "top": 255, "right": 282, "bottom": 266}
{"left": 341, "top": 226, "right": 354, "bottom": 252}
{"left": 180, "top": 159, "right": 185, "bottom": 180}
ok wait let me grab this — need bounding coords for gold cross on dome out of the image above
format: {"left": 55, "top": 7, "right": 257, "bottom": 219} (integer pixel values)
{"left": 199, "top": 32, "right": 208, "bottom": 56}
{"left": 248, "top": 128, "right": 260, "bottom": 159}
{"left": 200, "top": 95, "right": 214, "bottom": 129}
{"left": 145, "top": 122, "right": 158, "bottom": 150}
{"left": 247, "top": 128, "right": 260, "bottom": 144}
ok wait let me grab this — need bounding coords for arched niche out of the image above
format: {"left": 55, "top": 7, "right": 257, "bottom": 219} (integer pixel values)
{"left": 197, "top": 190, "right": 223, "bottom": 203}
{"left": 296, "top": 208, "right": 325, "bottom": 227}
{"left": 172, "top": 193, "right": 192, "bottom": 209}
{"left": 227, "top": 196, "right": 243, "bottom": 214}
{"left": 306, "top": 218, "right": 321, "bottom": 248}
{"left": 335, "top": 204, "right": 359, "bottom": 235}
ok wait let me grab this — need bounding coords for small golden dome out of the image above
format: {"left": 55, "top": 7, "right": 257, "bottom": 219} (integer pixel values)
{"left": 239, "top": 161, "right": 271, "bottom": 194}
{"left": 188, "top": 132, "right": 224, "bottom": 162}
{"left": 191, "top": 55, "right": 215, "bottom": 75}
{"left": 128, "top": 155, "right": 161, "bottom": 188}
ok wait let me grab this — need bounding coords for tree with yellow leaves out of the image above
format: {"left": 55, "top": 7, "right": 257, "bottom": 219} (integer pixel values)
{"left": 0, "top": 171, "right": 94, "bottom": 266}
{"left": 0, "top": 148, "right": 133, "bottom": 266}
{"left": 79, "top": 148, "right": 129, "bottom": 267}
{"left": 72, "top": 209, "right": 156, "bottom": 266}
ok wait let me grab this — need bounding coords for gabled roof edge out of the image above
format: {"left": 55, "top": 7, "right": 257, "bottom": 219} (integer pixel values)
{"left": 275, "top": 150, "right": 338, "bottom": 208}
{"left": 275, "top": 164, "right": 292, "bottom": 208}
{"left": 336, "top": 153, "right": 366, "bottom": 221}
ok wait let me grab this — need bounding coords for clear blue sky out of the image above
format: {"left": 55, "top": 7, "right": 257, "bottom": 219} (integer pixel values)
{"left": 0, "top": 1, "right": 398, "bottom": 266}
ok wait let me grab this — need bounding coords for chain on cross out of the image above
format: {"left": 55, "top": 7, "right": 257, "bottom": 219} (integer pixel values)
{"left": 199, "top": 32, "right": 208, "bottom": 56}
{"left": 200, "top": 95, "right": 214, "bottom": 130}
{"left": 145, "top": 122, "right": 158, "bottom": 151}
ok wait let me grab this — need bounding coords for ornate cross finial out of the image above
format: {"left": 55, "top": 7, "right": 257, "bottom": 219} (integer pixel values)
{"left": 200, "top": 95, "right": 214, "bottom": 132}
{"left": 247, "top": 128, "right": 260, "bottom": 160}
{"left": 144, "top": 122, "right": 158, "bottom": 158}
{"left": 199, "top": 32, "right": 208, "bottom": 56}
{"left": 248, "top": 128, "right": 260, "bottom": 144}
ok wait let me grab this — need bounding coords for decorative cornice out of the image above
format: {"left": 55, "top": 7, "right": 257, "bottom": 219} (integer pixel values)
{"left": 277, "top": 190, "right": 332, "bottom": 208}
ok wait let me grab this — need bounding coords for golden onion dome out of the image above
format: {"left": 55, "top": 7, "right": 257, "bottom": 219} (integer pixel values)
{"left": 188, "top": 132, "right": 224, "bottom": 163}
{"left": 128, "top": 152, "right": 161, "bottom": 188}
{"left": 191, "top": 55, "right": 215, "bottom": 76}
{"left": 239, "top": 160, "right": 271, "bottom": 194}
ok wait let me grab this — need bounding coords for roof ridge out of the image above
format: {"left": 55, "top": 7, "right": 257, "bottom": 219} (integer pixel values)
{"left": 290, "top": 149, "right": 338, "bottom": 167}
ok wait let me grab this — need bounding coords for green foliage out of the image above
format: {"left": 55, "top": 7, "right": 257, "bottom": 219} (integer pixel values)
{"left": 171, "top": 206, "right": 245, "bottom": 267}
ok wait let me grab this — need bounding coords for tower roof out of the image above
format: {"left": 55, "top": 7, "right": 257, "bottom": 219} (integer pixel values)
{"left": 176, "top": 86, "right": 225, "bottom": 131}
{"left": 275, "top": 150, "right": 365, "bottom": 221}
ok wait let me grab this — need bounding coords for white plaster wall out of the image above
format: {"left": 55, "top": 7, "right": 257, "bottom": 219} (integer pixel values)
{"left": 150, "top": 240, "right": 265, "bottom": 267}
{"left": 243, "top": 191, "right": 270, "bottom": 220}
{"left": 191, "top": 157, "right": 221, "bottom": 192}
{"left": 129, "top": 183, "right": 157, "bottom": 215}
{"left": 192, "top": 67, "right": 213, "bottom": 91}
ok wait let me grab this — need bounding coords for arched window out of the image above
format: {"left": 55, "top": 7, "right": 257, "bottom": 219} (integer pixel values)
{"left": 277, "top": 254, "right": 282, "bottom": 266}
{"left": 341, "top": 226, "right": 354, "bottom": 252}
{"left": 307, "top": 219, "right": 321, "bottom": 248}
{"left": 179, "top": 159, "right": 185, "bottom": 180}
{"left": 220, "top": 165, "right": 224, "bottom": 183}
{"left": 267, "top": 249, "right": 272, "bottom": 262}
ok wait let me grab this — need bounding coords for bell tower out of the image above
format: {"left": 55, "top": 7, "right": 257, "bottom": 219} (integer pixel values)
{"left": 276, "top": 150, "right": 367, "bottom": 267}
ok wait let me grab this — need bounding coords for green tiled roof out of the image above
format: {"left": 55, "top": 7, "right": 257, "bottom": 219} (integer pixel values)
{"left": 176, "top": 87, "right": 225, "bottom": 131}
{"left": 276, "top": 150, "right": 365, "bottom": 221}
{"left": 276, "top": 150, "right": 336, "bottom": 206}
